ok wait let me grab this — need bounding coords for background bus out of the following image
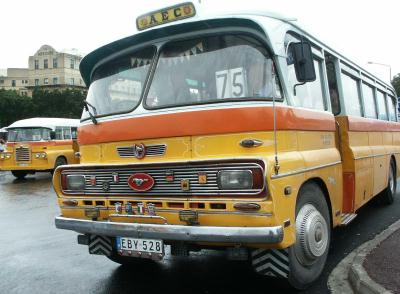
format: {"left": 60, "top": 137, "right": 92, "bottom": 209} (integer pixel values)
{"left": 0, "top": 117, "right": 79, "bottom": 179}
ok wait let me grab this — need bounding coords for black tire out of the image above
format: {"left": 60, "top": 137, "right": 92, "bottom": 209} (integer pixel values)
{"left": 380, "top": 160, "right": 396, "bottom": 205}
{"left": 52, "top": 157, "right": 67, "bottom": 174}
{"left": 288, "top": 183, "right": 331, "bottom": 290}
{"left": 11, "top": 170, "right": 28, "bottom": 180}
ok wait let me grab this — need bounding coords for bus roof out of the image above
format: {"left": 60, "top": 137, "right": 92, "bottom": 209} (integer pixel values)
{"left": 6, "top": 118, "right": 80, "bottom": 130}
{"left": 79, "top": 3, "right": 394, "bottom": 92}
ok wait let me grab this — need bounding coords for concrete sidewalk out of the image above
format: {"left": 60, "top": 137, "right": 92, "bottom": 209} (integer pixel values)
{"left": 348, "top": 219, "right": 400, "bottom": 294}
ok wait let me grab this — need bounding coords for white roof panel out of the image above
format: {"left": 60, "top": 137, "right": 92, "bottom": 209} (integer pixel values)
{"left": 6, "top": 117, "right": 80, "bottom": 130}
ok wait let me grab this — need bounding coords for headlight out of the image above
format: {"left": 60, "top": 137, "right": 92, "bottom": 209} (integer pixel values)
{"left": 218, "top": 170, "right": 253, "bottom": 190}
{"left": 35, "top": 153, "right": 40, "bottom": 158}
{"left": 0, "top": 154, "right": 5, "bottom": 159}
{"left": 5, "top": 153, "right": 11, "bottom": 159}
{"left": 35, "top": 152, "right": 47, "bottom": 159}
{"left": 64, "top": 175, "right": 86, "bottom": 190}
{"left": 41, "top": 153, "right": 46, "bottom": 158}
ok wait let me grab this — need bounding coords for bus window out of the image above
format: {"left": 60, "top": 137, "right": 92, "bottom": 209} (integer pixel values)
{"left": 145, "top": 34, "right": 281, "bottom": 108}
{"left": 55, "top": 127, "right": 63, "bottom": 140}
{"left": 376, "top": 90, "right": 388, "bottom": 120}
{"left": 287, "top": 48, "right": 324, "bottom": 111}
{"left": 71, "top": 127, "right": 77, "bottom": 139}
{"left": 341, "top": 74, "right": 361, "bottom": 117}
{"left": 387, "top": 95, "right": 396, "bottom": 121}
{"left": 362, "top": 83, "right": 377, "bottom": 119}
{"left": 63, "top": 127, "right": 72, "bottom": 139}
{"left": 325, "top": 60, "right": 340, "bottom": 115}
{"left": 83, "top": 46, "right": 156, "bottom": 119}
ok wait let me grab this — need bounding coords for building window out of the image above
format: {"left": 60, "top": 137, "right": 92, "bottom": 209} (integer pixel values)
{"left": 0, "top": 80, "right": 4, "bottom": 84}
{"left": 35, "top": 60, "right": 39, "bottom": 69}
{"left": 25, "top": 80, "right": 28, "bottom": 84}
{"left": 53, "top": 77, "right": 58, "bottom": 85}
{"left": 44, "top": 59, "right": 48, "bottom": 69}
{"left": 12, "top": 80, "right": 16, "bottom": 87}
{"left": 70, "top": 59, "right": 74, "bottom": 69}
{"left": 35, "top": 79, "right": 39, "bottom": 86}
{"left": 44, "top": 78, "right": 49, "bottom": 85}
{"left": 70, "top": 78, "right": 74, "bottom": 85}
{"left": 53, "top": 58, "right": 58, "bottom": 68}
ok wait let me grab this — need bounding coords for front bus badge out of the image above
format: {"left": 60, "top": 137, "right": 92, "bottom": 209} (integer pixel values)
{"left": 198, "top": 172, "right": 207, "bottom": 184}
{"left": 181, "top": 179, "right": 190, "bottom": 191}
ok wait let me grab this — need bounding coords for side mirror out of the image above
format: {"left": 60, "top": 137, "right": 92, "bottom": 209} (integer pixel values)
{"left": 290, "top": 42, "right": 316, "bottom": 82}
{"left": 50, "top": 131, "right": 56, "bottom": 140}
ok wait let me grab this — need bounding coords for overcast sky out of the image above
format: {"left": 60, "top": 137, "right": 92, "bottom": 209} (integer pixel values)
{"left": 0, "top": 0, "right": 398, "bottom": 84}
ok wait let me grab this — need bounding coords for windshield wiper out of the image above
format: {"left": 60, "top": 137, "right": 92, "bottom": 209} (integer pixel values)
{"left": 83, "top": 100, "right": 98, "bottom": 125}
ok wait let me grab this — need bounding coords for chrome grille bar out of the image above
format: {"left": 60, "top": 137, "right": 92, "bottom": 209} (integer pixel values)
{"left": 15, "top": 146, "right": 31, "bottom": 162}
{"left": 62, "top": 162, "right": 264, "bottom": 196}
{"left": 117, "top": 144, "right": 166, "bottom": 158}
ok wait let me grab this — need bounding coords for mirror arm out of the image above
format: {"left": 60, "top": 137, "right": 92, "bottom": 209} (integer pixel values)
{"left": 293, "top": 82, "right": 306, "bottom": 96}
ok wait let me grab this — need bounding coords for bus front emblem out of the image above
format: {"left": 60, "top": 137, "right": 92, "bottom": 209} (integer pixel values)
{"left": 133, "top": 143, "right": 146, "bottom": 159}
{"left": 127, "top": 173, "right": 155, "bottom": 191}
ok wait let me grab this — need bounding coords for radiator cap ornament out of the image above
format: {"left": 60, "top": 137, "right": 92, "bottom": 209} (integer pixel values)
{"left": 127, "top": 173, "right": 155, "bottom": 191}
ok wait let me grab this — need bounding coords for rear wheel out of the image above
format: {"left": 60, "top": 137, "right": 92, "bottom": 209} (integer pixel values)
{"left": 381, "top": 160, "right": 396, "bottom": 205}
{"left": 11, "top": 170, "right": 28, "bottom": 180}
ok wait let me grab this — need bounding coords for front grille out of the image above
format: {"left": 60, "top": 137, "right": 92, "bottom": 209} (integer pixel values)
{"left": 61, "top": 162, "right": 264, "bottom": 196}
{"left": 117, "top": 144, "right": 166, "bottom": 158}
{"left": 15, "top": 146, "right": 30, "bottom": 162}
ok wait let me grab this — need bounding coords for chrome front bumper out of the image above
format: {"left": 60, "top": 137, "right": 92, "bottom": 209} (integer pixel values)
{"left": 55, "top": 216, "right": 284, "bottom": 244}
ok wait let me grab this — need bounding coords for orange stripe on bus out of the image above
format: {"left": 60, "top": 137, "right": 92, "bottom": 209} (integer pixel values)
{"left": 347, "top": 116, "right": 400, "bottom": 132}
{"left": 78, "top": 106, "right": 336, "bottom": 145}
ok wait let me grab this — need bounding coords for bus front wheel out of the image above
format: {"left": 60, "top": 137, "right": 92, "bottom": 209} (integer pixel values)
{"left": 12, "top": 170, "right": 28, "bottom": 180}
{"left": 251, "top": 183, "right": 331, "bottom": 290}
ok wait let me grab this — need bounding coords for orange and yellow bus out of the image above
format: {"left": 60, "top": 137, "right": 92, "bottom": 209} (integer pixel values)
{"left": 1, "top": 117, "right": 79, "bottom": 179}
{"left": 53, "top": 3, "right": 398, "bottom": 289}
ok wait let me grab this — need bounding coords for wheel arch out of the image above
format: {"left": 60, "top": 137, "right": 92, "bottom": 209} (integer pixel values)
{"left": 298, "top": 177, "right": 333, "bottom": 229}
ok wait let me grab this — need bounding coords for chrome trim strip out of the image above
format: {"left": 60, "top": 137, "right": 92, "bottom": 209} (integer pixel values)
{"left": 354, "top": 154, "right": 387, "bottom": 160}
{"left": 55, "top": 216, "right": 283, "bottom": 244}
{"left": 271, "top": 161, "right": 342, "bottom": 179}
{"left": 59, "top": 206, "right": 273, "bottom": 217}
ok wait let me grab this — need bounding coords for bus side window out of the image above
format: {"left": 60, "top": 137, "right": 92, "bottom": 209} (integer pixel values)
{"left": 55, "top": 127, "right": 63, "bottom": 140}
{"left": 325, "top": 61, "right": 340, "bottom": 115}
{"left": 63, "top": 127, "right": 72, "bottom": 140}
{"left": 341, "top": 74, "right": 362, "bottom": 117}
{"left": 71, "top": 127, "right": 78, "bottom": 139}
{"left": 376, "top": 90, "right": 388, "bottom": 120}
{"left": 387, "top": 95, "right": 396, "bottom": 122}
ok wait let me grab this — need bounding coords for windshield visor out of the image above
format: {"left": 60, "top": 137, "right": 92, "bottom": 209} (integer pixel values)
{"left": 146, "top": 34, "right": 281, "bottom": 108}
{"left": 82, "top": 46, "right": 156, "bottom": 119}
{"left": 7, "top": 128, "right": 51, "bottom": 142}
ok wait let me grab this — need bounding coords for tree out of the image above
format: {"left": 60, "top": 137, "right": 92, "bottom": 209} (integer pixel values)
{"left": 392, "top": 74, "right": 400, "bottom": 96}
{"left": 0, "top": 88, "right": 86, "bottom": 128}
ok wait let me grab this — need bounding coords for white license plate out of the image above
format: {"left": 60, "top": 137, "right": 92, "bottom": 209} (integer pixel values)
{"left": 116, "top": 237, "right": 164, "bottom": 254}
{"left": 17, "top": 163, "right": 28, "bottom": 167}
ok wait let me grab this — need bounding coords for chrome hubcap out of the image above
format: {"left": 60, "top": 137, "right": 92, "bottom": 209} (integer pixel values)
{"left": 295, "top": 204, "right": 329, "bottom": 266}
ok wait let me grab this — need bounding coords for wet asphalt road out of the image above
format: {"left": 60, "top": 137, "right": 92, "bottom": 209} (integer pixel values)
{"left": 1, "top": 171, "right": 399, "bottom": 294}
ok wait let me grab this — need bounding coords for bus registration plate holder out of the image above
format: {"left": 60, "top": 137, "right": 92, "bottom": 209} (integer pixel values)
{"left": 116, "top": 237, "right": 164, "bottom": 258}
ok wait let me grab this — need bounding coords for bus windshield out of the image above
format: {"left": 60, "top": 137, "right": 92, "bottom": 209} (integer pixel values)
{"left": 146, "top": 34, "right": 281, "bottom": 108}
{"left": 7, "top": 128, "right": 51, "bottom": 142}
{"left": 82, "top": 46, "right": 156, "bottom": 120}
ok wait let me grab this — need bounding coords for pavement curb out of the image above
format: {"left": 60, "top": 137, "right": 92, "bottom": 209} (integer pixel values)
{"left": 348, "top": 219, "right": 400, "bottom": 294}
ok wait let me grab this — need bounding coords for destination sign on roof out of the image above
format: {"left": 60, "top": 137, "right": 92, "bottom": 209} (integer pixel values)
{"left": 136, "top": 2, "right": 196, "bottom": 31}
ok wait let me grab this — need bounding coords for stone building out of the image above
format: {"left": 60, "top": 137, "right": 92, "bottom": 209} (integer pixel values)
{"left": 0, "top": 68, "right": 29, "bottom": 96}
{"left": 0, "top": 45, "right": 86, "bottom": 96}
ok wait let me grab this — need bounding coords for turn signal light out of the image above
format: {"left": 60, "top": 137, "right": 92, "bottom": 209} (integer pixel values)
{"left": 233, "top": 202, "right": 261, "bottom": 211}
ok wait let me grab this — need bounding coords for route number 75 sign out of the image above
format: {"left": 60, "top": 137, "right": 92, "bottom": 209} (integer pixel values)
{"left": 215, "top": 67, "right": 246, "bottom": 99}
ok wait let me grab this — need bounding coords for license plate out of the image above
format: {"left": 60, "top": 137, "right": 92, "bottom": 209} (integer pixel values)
{"left": 116, "top": 237, "right": 164, "bottom": 254}
{"left": 18, "top": 163, "right": 28, "bottom": 167}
